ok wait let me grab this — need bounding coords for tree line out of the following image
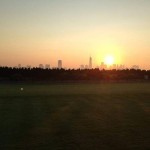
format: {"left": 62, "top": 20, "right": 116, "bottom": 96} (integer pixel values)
{"left": 0, "top": 67, "right": 150, "bottom": 82}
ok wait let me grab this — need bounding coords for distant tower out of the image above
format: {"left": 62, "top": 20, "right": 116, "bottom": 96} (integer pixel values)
{"left": 89, "top": 57, "right": 92, "bottom": 69}
{"left": 85, "top": 65, "right": 89, "bottom": 69}
{"left": 58, "top": 60, "right": 62, "bottom": 69}
{"left": 39, "top": 64, "right": 44, "bottom": 69}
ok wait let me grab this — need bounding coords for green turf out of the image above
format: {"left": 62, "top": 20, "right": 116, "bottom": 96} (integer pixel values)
{"left": 0, "top": 83, "right": 149, "bottom": 150}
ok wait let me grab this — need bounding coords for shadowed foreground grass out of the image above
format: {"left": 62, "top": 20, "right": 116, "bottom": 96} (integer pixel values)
{"left": 0, "top": 83, "right": 149, "bottom": 150}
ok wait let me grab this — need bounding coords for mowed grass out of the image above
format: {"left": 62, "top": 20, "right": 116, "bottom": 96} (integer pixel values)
{"left": 0, "top": 83, "right": 149, "bottom": 150}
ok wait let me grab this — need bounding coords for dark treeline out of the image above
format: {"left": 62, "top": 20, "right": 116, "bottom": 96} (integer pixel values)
{"left": 0, "top": 67, "right": 150, "bottom": 82}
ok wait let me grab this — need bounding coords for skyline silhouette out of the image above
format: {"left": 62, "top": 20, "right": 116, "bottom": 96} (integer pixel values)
{"left": 0, "top": 56, "right": 140, "bottom": 70}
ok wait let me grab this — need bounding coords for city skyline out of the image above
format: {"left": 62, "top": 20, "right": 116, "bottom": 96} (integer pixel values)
{"left": 3, "top": 56, "right": 141, "bottom": 71}
{"left": 0, "top": 0, "right": 150, "bottom": 69}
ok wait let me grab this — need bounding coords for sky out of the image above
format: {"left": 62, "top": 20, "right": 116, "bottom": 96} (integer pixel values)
{"left": 0, "top": 0, "right": 150, "bottom": 69}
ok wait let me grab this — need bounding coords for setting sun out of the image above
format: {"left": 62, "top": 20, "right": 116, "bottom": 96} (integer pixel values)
{"left": 104, "top": 55, "right": 114, "bottom": 65}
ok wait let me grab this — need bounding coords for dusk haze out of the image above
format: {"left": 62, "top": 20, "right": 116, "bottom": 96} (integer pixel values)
{"left": 0, "top": 1, "right": 150, "bottom": 150}
{"left": 0, "top": 0, "right": 150, "bottom": 69}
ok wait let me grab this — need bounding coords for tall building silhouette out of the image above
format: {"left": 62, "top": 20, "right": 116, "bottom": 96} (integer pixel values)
{"left": 89, "top": 57, "right": 92, "bottom": 69}
{"left": 85, "top": 65, "right": 89, "bottom": 69}
{"left": 58, "top": 60, "right": 62, "bottom": 69}
{"left": 39, "top": 64, "right": 44, "bottom": 69}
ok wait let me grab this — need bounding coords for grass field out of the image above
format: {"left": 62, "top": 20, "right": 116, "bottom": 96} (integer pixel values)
{"left": 0, "top": 83, "right": 149, "bottom": 150}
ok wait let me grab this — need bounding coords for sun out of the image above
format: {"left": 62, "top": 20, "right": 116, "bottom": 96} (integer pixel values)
{"left": 104, "top": 55, "right": 114, "bottom": 65}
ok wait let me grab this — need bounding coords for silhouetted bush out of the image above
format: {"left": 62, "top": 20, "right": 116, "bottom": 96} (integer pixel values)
{"left": 0, "top": 67, "right": 149, "bottom": 82}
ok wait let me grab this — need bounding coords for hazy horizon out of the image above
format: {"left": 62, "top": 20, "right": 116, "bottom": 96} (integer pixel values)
{"left": 0, "top": 0, "right": 150, "bottom": 69}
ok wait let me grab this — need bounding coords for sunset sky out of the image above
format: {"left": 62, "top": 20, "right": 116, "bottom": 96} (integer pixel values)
{"left": 0, "top": 0, "right": 150, "bottom": 69}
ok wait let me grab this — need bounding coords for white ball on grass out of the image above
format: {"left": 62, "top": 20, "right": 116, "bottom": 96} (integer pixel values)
{"left": 21, "top": 88, "right": 24, "bottom": 91}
